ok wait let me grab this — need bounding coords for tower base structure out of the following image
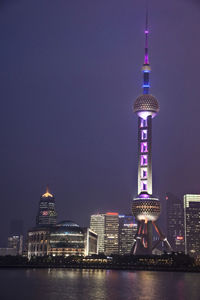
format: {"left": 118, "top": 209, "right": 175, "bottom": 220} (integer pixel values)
{"left": 131, "top": 195, "right": 172, "bottom": 255}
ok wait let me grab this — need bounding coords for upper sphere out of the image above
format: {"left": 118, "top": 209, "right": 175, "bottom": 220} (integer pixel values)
{"left": 133, "top": 94, "right": 159, "bottom": 118}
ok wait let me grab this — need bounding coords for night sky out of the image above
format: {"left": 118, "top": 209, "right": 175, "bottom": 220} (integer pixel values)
{"left": 0, "top": 0, "right": 200, "bottom": 244}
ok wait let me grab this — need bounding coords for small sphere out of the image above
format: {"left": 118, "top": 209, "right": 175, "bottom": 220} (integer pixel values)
{"left": 133, "top": 94, "right": 159, "bottom": 118}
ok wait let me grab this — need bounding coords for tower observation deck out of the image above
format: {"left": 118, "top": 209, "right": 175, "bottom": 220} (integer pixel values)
{"left": 131, "top": 6, "right": 172, "bottom": 255}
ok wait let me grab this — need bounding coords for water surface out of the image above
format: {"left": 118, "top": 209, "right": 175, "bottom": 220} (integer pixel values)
{"left": 0, "top": 269, "right": 199, "bottom": 300}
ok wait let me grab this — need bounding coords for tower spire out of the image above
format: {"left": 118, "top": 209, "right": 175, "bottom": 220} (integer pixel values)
{"left": 144, "top": 2, "right": 149, "bottom": 65}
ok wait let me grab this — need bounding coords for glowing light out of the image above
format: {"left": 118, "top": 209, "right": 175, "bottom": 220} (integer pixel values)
{"left": 139, "top": 193, "right": 149, "bottom": 198}
{"left": 145, "top": 30, "right": 149, "bottom": 34}
{"left": 42, "top": 186, "right": 53, "bottom": 198}
{"left": 42, "top": 211, "right": 48, "bottom": 216}
{"left": 143, "top": 84, "right": 150, "bottom": 88}
{"left": 176, "top": 236, "right": 184, "bottom": 240}
{"left": 106, "top": 212, "right": 118, "bottom": 216}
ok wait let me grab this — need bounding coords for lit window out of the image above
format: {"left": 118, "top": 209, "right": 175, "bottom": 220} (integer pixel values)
{"left": 141, "top": 155, "right": 148, "bottom": 166}
{"left": 141, "top": 130, "right": 147, "bottom": 140}
{"left": 141, "top": 168, "right": 147, "bottom": 179}
{"left": 140, "top": 119, "right": 147, "bottom": 128}
{"left": 141, "top": 181, "right": 147, "bottom": 191}
{"left": 141, "top": 142, "right": 148, "bottom": 153}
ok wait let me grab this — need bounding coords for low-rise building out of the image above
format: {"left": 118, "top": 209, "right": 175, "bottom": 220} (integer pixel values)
{"left": 27, "top": 220, "right": 97, "bottom": 259}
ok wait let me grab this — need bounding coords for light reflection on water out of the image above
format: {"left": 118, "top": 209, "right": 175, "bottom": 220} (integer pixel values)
{"left": 0, "top": 269, "right": 200, "bottom": 300}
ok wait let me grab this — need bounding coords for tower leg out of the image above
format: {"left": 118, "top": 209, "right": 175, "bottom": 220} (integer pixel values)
{"left": 152, "top": 221, "right": 172, "bottom": 252}
{"left": 147, "top": 221, "right": 152, "bottom": 253}
{"left": 131, "top": 220, "right": 172, "bottom": 254}
{"left": 131, "top": 221, "right": 144, "bottom": 254}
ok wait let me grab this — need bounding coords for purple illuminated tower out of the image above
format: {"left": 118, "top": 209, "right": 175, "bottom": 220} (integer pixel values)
{"left": 131, "top": 8, "right": 172, "bottom": 254}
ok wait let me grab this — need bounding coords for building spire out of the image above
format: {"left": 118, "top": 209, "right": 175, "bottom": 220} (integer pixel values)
{"left": 144, "top": 2, "right": 149, "bottom": 65}
{"left": 42, "top": 185, "right": 53, "bottom": 198}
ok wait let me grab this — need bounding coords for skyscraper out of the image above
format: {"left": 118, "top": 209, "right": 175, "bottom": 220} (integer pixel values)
{"left": 36, "top": 187, "right": 57, "bottom": 226}
{"left": 131, "top": 8, "right": 171, "bottom": 254}
{"left": 104, "top": 212, "right": 119, "bottom": 255}
{"left": 184, "top": 194, "right": 200, "bottom": 257}
{"left": 90, "top": 214, "right": 105, "bottom": 254}
{"left": 166, "top": 193, "right": 184, "bottom": 252}
{"left": 118, "top": 215, "right": 137, "bottom": 255}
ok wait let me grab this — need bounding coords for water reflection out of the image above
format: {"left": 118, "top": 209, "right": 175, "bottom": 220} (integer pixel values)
{"left": 0, "top": 269, "right": 200, "bottom": 300}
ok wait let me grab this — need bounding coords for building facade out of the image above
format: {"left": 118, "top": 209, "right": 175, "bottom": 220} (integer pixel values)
{"left": 7, "top": 235, "right": 23, "bottom": 255}
{"left": 90, "top": 214, "right": 105, "bottom": 253}
{"left": 104, "top": 213, "right": 119, "bottom": 255}
{"left": 36, "top": 188, "right": 57, "bottom": 227}
{"left": 118, "top": 215, "right": 137, "bottom": 255}
{"left": 27, "top": 221, "right": 97, "bottom": 259}
{"left": 184, "top": 194, "right": 200, "bottom": 257}
{"left": 166, "top": 193, "right": 184, "bottom": 252}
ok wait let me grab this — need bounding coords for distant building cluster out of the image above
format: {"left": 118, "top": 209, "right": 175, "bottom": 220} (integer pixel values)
{"left": 90, "top": 213, "right": 137, "bottom": 255}
{"left": 1, "top": 190, "right": 200, "bottom": 260}
{"left": 27, "top": 188, "right": 97, "bottom": 258}
{"left": 166, "top": 193, "right": 200, "bottom": 258}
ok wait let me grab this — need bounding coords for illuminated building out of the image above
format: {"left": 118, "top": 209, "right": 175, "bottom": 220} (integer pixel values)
{"left": 118, "top": 215, "right": 137, "bottom": 255}
{"left": 36, "top": 187, "right": 57, "bottom": 226}
{"left": 90, "top": 214, "right": 105, "bottom": 254}
{"left": 184, "top": 194, "right": 200, "bottom": 257}
{"left": 0, "top": 248, "right": 17, "bottom": 256}
{"left": 104, "top": 212, "right": 119, "bottom": 255}
{"left": 131, "top": 9, "right": 171, "bottom": 254}
{"left": 27, "top": 221, "right": 97, "bottom": 259}
{"left": 166, "top": 193, "right": 184, "bottom": 252}
{"left": 7, "top": 235, "right": 23, "bottom": 255}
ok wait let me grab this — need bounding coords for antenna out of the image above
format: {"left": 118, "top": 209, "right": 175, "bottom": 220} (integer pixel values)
{"left": 144, "top": 0, "right": 149, "bottom": 65}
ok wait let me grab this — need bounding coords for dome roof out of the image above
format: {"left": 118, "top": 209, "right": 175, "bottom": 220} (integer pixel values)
{"left": 56, "top": 220, "right": 80, "bottom": 227}
{"left": 50, "top": 220, "right": 83, "bottom": 235}
{"left": 134, "top": 94, "right": 159, "bottom": 118}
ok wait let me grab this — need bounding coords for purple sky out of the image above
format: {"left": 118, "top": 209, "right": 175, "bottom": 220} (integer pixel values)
{"left": 0, "top": 0, "right": 200, "bottom": 243}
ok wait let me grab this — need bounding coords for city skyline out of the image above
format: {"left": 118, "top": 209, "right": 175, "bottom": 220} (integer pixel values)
{"left": 1, "top": 0, "right": 200, "bottom": 244}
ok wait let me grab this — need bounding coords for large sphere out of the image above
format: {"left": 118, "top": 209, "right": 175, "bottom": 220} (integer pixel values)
{"left": 132, "top": 197, "right": 161, "bottom": 221}
{"left": 133, "top": 94, "right": 159, "bottom": 118}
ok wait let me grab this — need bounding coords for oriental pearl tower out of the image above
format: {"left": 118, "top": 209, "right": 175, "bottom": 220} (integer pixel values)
{"left": 131, "top": 7, "right": 172, "bottom": 255}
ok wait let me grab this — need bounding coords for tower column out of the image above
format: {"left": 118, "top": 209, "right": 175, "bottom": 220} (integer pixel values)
{"left": 131, "top": 6, "right": 172, "bottom": 255}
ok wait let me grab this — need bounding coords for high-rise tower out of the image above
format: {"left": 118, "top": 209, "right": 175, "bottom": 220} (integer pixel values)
{"left": 36, "top": 187, "right": 57, "bottom": 226}
{"left": 131, "top": 7, "right": 171, "bottom": 254}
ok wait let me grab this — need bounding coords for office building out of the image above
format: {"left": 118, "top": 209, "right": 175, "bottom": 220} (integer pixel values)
{"left": 104, "top": 212, "right": 119, "bottom": 255}
{"left": 90, "top": 214, "right": 105, "bottom": 253}
{"left": 166, "top": 193, "right": 184, "bottom": 252}
{"left": 36, "top": 187, "right": 57, "bottom": 226}
{"left": 7, "top": 235, "right": 23, "bottom": 255}
{"left": 119, "top": 215, "right": 137, "bottom": 255}
{"left": 184, "top": 194, "right": 200, "bottom": 257}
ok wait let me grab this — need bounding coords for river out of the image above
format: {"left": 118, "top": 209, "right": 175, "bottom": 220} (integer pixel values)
{"left": 0, "top": 269, "right": 200, "bottom": 300}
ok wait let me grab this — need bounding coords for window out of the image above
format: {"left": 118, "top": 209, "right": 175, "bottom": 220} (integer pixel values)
{"left": 141, "top": 142, "right": 148, "bottom": 153}
{"left": 141, "top": 129, "right": 147, "bottom": 140}
{"left": 141, "top": 155, "right": 148, "bottom": 166}
{"left": 141, "top": 181, "right": 147, "bottom": 191}
{"left": 140, "top": 118, "right": 147, "bottom": 128}
{"left": 141, "top": 168, "right": 147, "bottom": 179}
